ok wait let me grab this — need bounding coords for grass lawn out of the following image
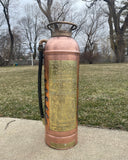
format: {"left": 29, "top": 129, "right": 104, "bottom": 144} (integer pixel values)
{"left": 0, "top": 63, "right": 128, "bottom": 131}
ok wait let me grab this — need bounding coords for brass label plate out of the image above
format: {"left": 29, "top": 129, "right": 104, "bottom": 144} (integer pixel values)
{"left": 49, "top": 60, "right": 77, "bottom": 132}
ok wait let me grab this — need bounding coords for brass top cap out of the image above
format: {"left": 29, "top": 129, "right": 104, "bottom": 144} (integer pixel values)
{"left": 47, "top": 21, "right": 77, "bottom": 37}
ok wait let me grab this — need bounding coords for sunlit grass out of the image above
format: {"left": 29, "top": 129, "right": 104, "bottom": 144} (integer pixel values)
{"left": 78, "top": 63, "right": 128, "bottom": 130}
{"left": 0, "top": 63, "right": 128, "bottom": 131}
{"left": 0, "top": 66, "right": 40, "bottom": 119}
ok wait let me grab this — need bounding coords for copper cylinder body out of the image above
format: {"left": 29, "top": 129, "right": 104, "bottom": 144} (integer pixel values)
{"left": 44, "top": 36, "right": 79, "bottom": 149}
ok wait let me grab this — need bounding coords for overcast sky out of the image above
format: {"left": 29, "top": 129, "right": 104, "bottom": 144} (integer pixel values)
{"left": 0, "top": 0, "right": 109, "bottom": 51}
{"left": 19, "top": 0, "right": 85, "bottom": 12}
{"left": 0, "top": 0, "right": 86, "bottom": 31}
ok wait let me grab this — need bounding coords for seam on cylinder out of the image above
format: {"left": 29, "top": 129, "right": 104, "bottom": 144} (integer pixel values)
{"left": 44, "top": 51, "right": 80, "bottom": 54}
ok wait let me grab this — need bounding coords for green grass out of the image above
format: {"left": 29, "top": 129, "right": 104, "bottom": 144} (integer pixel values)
{"left": 79, "top": 64, "right": 128, "bottom": 130}
{"left": 0, "top": 64, "right": 128, "bottom": 131}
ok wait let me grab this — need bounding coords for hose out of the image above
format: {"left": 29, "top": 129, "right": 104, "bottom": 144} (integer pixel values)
{"left": 38, "top": 40, "right": 47, "bottom": 120}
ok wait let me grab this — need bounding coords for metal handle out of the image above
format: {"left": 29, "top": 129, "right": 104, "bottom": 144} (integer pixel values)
{"left": 38, "top": 39, "right": 47, "bottom": 124}
{"left": 47, "top": 21, "right": 77, "bottom": 31}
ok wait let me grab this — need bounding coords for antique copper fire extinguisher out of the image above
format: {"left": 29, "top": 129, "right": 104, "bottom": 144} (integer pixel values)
{"left": 38, "top": 21, "right": 80, "bottom": 150}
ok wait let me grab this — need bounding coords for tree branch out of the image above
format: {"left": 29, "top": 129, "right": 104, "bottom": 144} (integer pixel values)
{"left": 121, "top": 13, "right": 128, "bottom": 33}
{"left": 37, "top": 0, "right": 53, "bottom": 22}
{"left": 118, "top": 3, "right": 128, "bottom": 17}
{"left": 36, "top": 0, "right": 47, "bottom": 18}
{"left": 0, "top": 0, "right": 4, "bottom": 7}
{"left": 56, "top": 1, "right": 69, "bottom": 21}
{"left": 47, "top": 0, "right": 53, "bottom": 10}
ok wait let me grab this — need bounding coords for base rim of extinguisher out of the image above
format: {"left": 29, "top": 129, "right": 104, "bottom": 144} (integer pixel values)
{"left": 46, "top": 140, "right": 77, "bottom": 150}
{"left": 45, "top": 132, "right": 78, "bottom": 150}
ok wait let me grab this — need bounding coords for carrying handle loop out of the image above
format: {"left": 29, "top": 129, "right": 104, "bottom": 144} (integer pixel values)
{"left": 47, "top": 21, "right": 77, "bottom": 31}
{"left": 38, "top": 39, "right": 47, "bottom": 125}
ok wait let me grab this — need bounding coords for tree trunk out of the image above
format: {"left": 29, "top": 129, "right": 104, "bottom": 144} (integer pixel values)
{"left": 115, "top": 35, "right": 125, "bottom": 63}
{"left": 3, "top": 6, "right": 14, "bottom": 61}
{"left": 9, "top": 32, "right": 14, "bottom": 60}
{"left": 107, "top": 1, "right": 128, "bottom": 63}
{"left": 108, "top": 17, "right": 126, "bottom": 62}
{"left": 33, "top": 42, "right": 37, "bottom": 59}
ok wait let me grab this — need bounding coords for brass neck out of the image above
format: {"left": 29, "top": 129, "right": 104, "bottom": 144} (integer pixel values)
{"left": 51, "top": 30, "right": 72, "bottom": 37}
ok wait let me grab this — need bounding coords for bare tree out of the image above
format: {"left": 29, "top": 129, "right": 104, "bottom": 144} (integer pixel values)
{"left": 120, "top": 1, "right": 128, "bottom": 56}
{"left": 36, "top": 0, "right": 88, "bottom": 41}
{"left": 0, "top": 32, "right": 10, "bottom": 59}
{"left": 79, "top": 4, "right": 106, "bottom": 63}
{"left": 81, "top": 43, "right": 99, "bottom": 64}
{"left": 13, "top": 30, "right": 25, "bottom": 60}
{"left": 18, "top": 4, "right": 45, "bottom": 59}
{"left": 36, "top": 0, "right": 53, "bottom": 22}
{"left": 0, "top": 30, "right": 25, "bottom": 61}
{"left": 51, "top": 1, "right": 71, "bottom": 21}
{"left": 0, "top": 0, "right": 14, "bottom": 60}
{"left": 82, "top": 0, "right": 128, "bottom": 62}
{"left": 0, "top": 13, "right": 5, "bottom": 28}
{"left": 36, "top": 0, "right": 71, "bottom": 22}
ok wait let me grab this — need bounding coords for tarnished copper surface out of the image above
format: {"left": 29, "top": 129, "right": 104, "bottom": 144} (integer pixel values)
{"left": 46, "top": 132, "right": 77, "bottom": 144}
{"left": 45, "top": 37, "right": 79, "bottom": 51}
{"left": 46, "top": 132, "right": 77, "bottom": 150}
{"left": 43, "top": 35, "right": 79, "bottom": 149}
